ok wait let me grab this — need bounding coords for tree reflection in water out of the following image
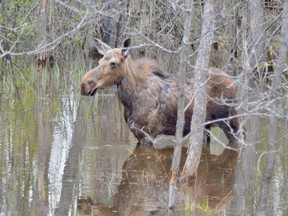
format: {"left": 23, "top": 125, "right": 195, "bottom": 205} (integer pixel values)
{"left": 78, "top": 144, "right": 238, "bottom": 215}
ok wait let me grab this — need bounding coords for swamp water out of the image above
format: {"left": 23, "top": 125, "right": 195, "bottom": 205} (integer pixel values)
{"left": 0, "top": 67, "right": 287, "bottom": 216}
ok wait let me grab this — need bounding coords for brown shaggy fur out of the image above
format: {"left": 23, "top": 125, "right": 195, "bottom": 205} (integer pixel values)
{"left": 81, "top": 39, "right": 240, "bottom": 147}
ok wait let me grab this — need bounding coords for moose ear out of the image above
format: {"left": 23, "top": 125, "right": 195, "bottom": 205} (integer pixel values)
{"left": 121, "top": 48, "right": 129, "bottom": 59}
{"left": 94, "top": 38, "right": 111, "bottom": 55}
{"left": 122, "top": 38, "right": 131, "bottom": 48}
{"left": 121, "top": 38, "right": 131, "bottom": 58}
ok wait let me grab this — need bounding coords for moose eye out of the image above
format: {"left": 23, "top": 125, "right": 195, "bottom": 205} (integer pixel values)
{"left": 110, "top": 62, "right": 117, "bottom": 68}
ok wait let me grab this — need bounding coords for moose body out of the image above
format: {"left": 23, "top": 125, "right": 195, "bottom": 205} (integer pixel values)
{"left": 80, "top": 38, "right": 240, "bottom": 146}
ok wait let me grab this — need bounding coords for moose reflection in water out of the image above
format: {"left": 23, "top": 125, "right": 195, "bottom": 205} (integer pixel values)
{"left": 80, "top": 38, "right": 241, "bottom": 147}
{"left": 78, "top": 145, "right": 239, "bottom": 215}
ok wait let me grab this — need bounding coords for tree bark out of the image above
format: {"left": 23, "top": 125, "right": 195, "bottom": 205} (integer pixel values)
{"left": 115, "top": 0, "right": 131, "bottom": 47}
{"left": 230, "top": 1, "right": 267, "bottom": 213}
{"left": 100, "top": 0, "right": 114, "bottom": 45}
{"left": 168, "top": 0, "right": 194, "bottom": 209}
{"left": 181, "top": 0, "right": 215, "bottom": 178}
{"left": 231, "top": 4, "right": 256, "bottom": 213}
{"left": 248, "top": 0, "right": 266, "bottom": 72}
{"left": 36, "top": 0, "right": 48, "bottom": 69}
{"left": 256, "top": 1, "right": 288, "bottom": 214}
{"left": 48, "top": 0, "right": 56, "bottom": 68}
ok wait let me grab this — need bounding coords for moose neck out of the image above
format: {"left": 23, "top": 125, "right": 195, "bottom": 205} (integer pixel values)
{"left": 116, "top": 57, "right": 157, "bottom": 109}
{"left": 116, "top": 57, "right": 140, "bottom": 108}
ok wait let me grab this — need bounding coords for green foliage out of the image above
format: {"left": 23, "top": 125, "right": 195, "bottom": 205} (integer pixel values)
{"left": 184, "top": 196, "right": 192, "bottom": 215}
{"left": 181, "top": 196, "right": 211, "bottom": 215}
{"left": 0, "top": 0, "right": 37, "bottom": 53}
{"left": 200, "top": 198, "right": 210, "bottom": 213}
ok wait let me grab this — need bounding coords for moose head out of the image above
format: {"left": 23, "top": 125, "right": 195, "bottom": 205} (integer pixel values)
{"left": 80, "top": 38, "right": 131, "bottom": 96}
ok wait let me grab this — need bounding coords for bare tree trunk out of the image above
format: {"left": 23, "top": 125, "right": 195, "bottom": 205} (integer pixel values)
{"left": 248, "top": 0, "right": 266, "bottom": 72}
{"left": 48, "top": 0, "right": 56, "bottom": 68}
{"left": 36, "top": 0, "right": 48, "bottom": 69}
{"left": 115, "top": 0, "right": 131, "bottom": 47}
{"left": 230, "top": 1, "right": 267, "bottom": 213}
{"left": 256, "top": 1, "right": 288, "bottom": 214}
{"left": 231, "top": 4, "right": 257, "bottom": 213}
{"left": 168, "top": 0, "right": 194, "bottom": 209}
{"left": 100, "top": 0, "right": 114, "bottom": 45}
{"left": 181, "top": 0, "right": 215, "bottom": 178}
{"left": 227, "top": 0, "right": 242, "bottom": 75}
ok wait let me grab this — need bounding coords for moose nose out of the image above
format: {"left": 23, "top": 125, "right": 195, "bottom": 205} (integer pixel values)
{"left": 80, "top": 82, "right": 89, "bottom": 95}
{"left": 80, "top": 68, "right": 99, "bottom": 96}
{"left": 80, "top": 78, "right": 96, "bottom": 96}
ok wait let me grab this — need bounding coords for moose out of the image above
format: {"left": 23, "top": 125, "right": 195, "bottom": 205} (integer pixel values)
{"left": 80, "top": 38, "right": 240, "bottom": 147}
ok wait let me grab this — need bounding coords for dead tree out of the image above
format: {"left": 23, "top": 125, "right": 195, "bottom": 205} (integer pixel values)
{"left": 256, "top": 0, "right": 288, "bottom": 214}
{"left": 168, "top": 0, "right": 194, "bottom": 209}
{"left": 36, "top": 0, "right": 48, "bottom": 69}
{"left": 182, "top": 0, "right": 216, "bottom": 177}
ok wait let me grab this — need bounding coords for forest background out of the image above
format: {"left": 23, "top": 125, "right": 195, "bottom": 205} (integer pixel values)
{"left": 0, "top": 0, "right": 287, "bottom": 215}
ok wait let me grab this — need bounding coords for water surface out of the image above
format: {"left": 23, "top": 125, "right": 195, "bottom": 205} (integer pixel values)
{"left": 0, "top": 69, "right": 287, "bottom": 215}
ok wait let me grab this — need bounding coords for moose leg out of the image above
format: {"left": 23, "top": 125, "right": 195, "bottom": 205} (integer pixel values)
{"left": 138, "top": 135, "right": 154, "bottom": 146}
{"left": 203, "top": 124, "right": 211, "bottom": 152}
{"left": 218, "top": 120, "right": 240, "bottom": 149}
{"left": 129, "top": 124, "right": 154, "bottom": 147}
{"left": 136, "top": 137, "right": 154, "bottom": 148}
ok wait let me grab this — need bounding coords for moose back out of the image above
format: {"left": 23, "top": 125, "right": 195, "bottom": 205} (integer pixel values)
{"left": 80, "top": 38, "right": 240, "bottom": 147}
